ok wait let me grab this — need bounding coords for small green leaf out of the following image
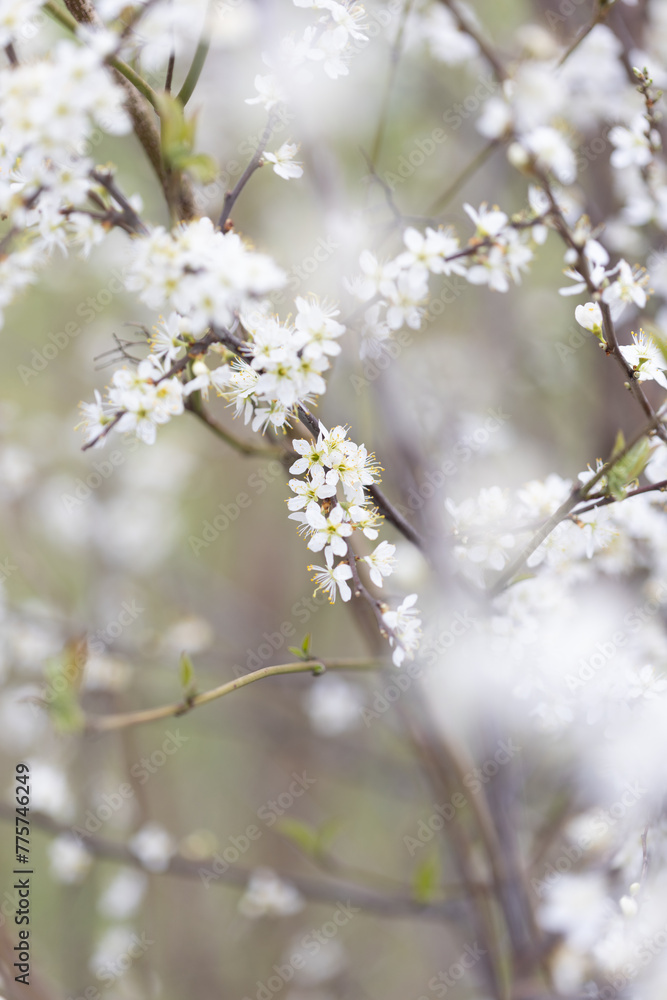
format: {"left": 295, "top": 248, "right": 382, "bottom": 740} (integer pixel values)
{"left": 174, "top": 152, "right": 218, "bottom": 182}
{"left": 412, "top": 849, "right": 441, "bottom": 903}
{"left": 288, "top": 634, "right": 313, "bottom": 661}
{"left": 607, "top": 435, "right": 651, "bottom": 501}
{"left": 43, "top": 640, "right": 87, "bottom": 733}
{"left": 179, "top": 651, "right": 196, "bottom": 694}
{"left": 158, "top": 93, "right": 210, "bottom": 177}
{"left": 276, "top": 818, "right": 319, "bottom": 856}
{"left": 315, "top": 817, "right": 344, "bottom": 853}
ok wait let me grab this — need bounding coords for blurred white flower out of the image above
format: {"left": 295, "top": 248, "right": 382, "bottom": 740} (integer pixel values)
{"left": 239, "top": 869, "right": 304, "bottom": 918}
{"left": 97, "top": 869, "right": 148, "bottom": 920}
{"left": 129, "top": 822, "right": 176, "bottom": 872}
{"left": 48, "top": 835, "right": 93, "bottom": 884}
{"left": 304, "top": 674, "right": 364, "bottom": 736}
{"left": 264, "top": 143, "right": 304, "bottom": 180}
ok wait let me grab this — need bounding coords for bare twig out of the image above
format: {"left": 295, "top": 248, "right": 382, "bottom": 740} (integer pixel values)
{"left": 85, "top": 658, "right": 379, "bottom": 732}
{"left": 218, "top": 115, "right": 275, "bottom": 229}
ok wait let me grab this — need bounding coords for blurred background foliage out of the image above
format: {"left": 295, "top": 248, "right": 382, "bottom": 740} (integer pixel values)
{"left": 0, "top": 0, "right": 662, "bottom": 997}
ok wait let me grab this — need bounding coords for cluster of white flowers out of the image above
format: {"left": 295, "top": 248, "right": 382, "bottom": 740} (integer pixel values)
{"left": 347, "top": 204, "right": 540, "bottom": 356}
{"left": 79, "top": 292, "right": 348, "bottom": 444}
{"left": 79, "top": 356, "right": 186, "bottom": 447}
{"left": 247, "top": 0, "right": 368, "bottom": 108}
{"left": 0, "top": 37, "right": 132, "bottom": 320}
{"left": 126, "top": 217, "right": 285, "bottom": 334}
{"left": 287, "top": 421, "right": 420, "bottom": 665}
{"left": 238, "top": 867, "right": 304, "bottom": 918}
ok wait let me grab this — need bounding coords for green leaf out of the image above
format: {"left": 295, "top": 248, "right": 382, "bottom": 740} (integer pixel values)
{"left": 43, "top": 639, "right": 87, "bottom": 733}
{"left": 179, "top": 651, "right": 196, "bottom": 694}
{"left": 607, "top": 435, "right": 652, "bottom": 502}
{"left": 173, "top": 152, "right": 218, "bottom": 182}
{"left": 158, "top": 93, "right": 205, "bottom": 175}
{"left": 412, "top": 849, "right": 441, "bottom": 903}
{"left": 276, "top": 818, "right": 320, "bottom": 856}
{"left": 288, "top": 634, "right": 312, "bottom": 661}
{"left": 315, "top": 818, "right": 345, "bottom": 853}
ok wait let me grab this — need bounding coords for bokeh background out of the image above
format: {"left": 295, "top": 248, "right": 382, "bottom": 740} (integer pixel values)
{"left": 1, "top": 0, "right": 666, "bottom": 998}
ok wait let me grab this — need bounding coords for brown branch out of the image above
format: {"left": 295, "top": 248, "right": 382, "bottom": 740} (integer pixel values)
{"left": 0, "top": 803, "right": 463, "bottom": 923}
{"left": 218, "top": 115, "right": 275, "bottom": 229}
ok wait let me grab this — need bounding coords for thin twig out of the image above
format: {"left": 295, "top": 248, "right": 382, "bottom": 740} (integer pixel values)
{"left": 85, "top": 658, "right": 379, "bottom": 732}
{"left": 369, "top": 0, "right": 416, "bottom": 167}
{"left": 488, "top": 414, "right": 665, "bottom": 596}
{"left": 0, "top": 803, "right": 463, "bottom": 922}
{"left": 430, "top": 140, "right": 500, "bottom": 215}
{"left": 218, "top": 115, "right": 275, "bottom": 229}
{"left": 177, "top": 0, "right": 214, "bottom": 106}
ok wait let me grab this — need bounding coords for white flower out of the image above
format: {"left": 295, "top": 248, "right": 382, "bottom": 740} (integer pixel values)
{"left": 463, "top": 202, "right": 508, "bottom": 238}
{"left": 619, "top": 331, "right": 667, "bottom": 389}
{"left": 422, "top": 5, "right": 479, "bottom": 64}
{"left": 477, "top": 97, "right": 513, "bottom": 139}
{"left": 293, "top": 296, "right": 345, "bottom": 358}
{"left": 246, "top": 74, "right": 285, "bottom": 110}
{"left": 395, "top": 226, "right": 466, "bottom": 277}
{"left": 304, "top": 674, "right": 363, "bottom": 735}
{"left": 309, "top": 553, "right": 353, "bottom": 603}
{"left": 287, "top": 465, "right": 338, "bottom": 511}
{"left": 183, "top": 359, "right": 229, "bottom": 399}
{"left": 523, "top": 126, "right": 576, "bottom": 184}
{"left": 385, "top": 270, "right": 428, "bottom": 330}
{"left": 362, "top": 540, "right": 396, "bottom": 588}
{"left": 382, "top": 593, "right": 422, "bottom": 666}
{"left": 129, "top": 822, "right": 175, "bottom": 872}
{"left": 327, "top": 2, "right": 368, "bottom": 42}
{"left": 602, "top": 259, "right": 649, "bottom": 310}
{"left": 356, "top": 250, "right": 400, "bottom": 301}
{"left": 306, "top": 503, "right": 353, "bottom": 558}
{"left": 539, "top": 873, "right": 610, "bottom": 950}
{"left": 575, "top": 301, "right": 603, "bottom": 333}
{"left": 48, "top": 835, "right": 92, "bottom": 884}
{"left": 306, "top": 25, "right": 350, "bottom": 79}
{"left": 609, "top": 115, "right": 655, "bottom": 169}
{"left": 239, "top": 868, "right": 304, "bottom": 918}
{"left": 263, "top": 142, "right": 304, "bottom": 180}
{"left": 77, "top": 390, "right": 113, "bottom": 448}
{"left": 97, "top": 869, "right": 148, "bottom": 919}
{"left": 290, "top": 427, "right": 331, "bottom": 474}
{"left": 151, "top": 313, "right": 189, "bottom": 362}
{"left": 347, "top": 504, "right": 382, "bottom": 539}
